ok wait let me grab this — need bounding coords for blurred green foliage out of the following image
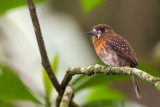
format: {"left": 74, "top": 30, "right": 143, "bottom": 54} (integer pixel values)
{"left": 138, "top": 62, "right": 160, "bottom": 77}
{"left": 83, "top": 100, "right": 126, "bottom": 107}
{"left": 82, "top": 100, "right": 143, "bottom": 107}
{"left": 0, "top": 0, "right": 45, "bottom": 15}
{"left": 87, "top": 85, "right": 125, "bottom": 101}
{"left": 0, "top": 64, "right": 40, "bottom": 103}
{"left": 0, "top": 0, "right": 103, "bottom": 15}
{"left": 0, "top": 0, "right": 102, "bottom": 15}
{"left": 72, "top": 74, "right": 130, "bottom": 93}
{"left": 43, "top": 54, "right": 59, "bottom": 106}
{"left": 83, "top": 100, "right": 117, "bottom": 107}
{"left": 80, "top": 0, "right": 104, "bottom": 12}
{"left": 152, "top": 43, "right": 160, "bottom": 65}
{"left": 0, "top": 100, "right": 16, "bottom": 107}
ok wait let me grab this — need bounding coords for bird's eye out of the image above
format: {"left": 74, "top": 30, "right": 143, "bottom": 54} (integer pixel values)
{"left": 101, "top": 28, "right": 106, "bottom": 32}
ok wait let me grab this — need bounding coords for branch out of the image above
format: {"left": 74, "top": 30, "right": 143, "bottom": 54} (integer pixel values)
{"left": 60, "top": 85, "right": 74, "bottom": 107}
{"left": 26, "top": 0, "right": 62, "bottom": 94}
{"left": 57, "top": 96, "right": 80, "bottom": 107}
{"left": 61, "top": 64, "right": 160, "bottom": 91}
{"left": 26, "top": 1, "right": 80, "bottom": 106}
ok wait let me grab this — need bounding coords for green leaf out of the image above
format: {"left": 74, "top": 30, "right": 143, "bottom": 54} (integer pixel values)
{"left": 80, "top": 0, "right": 104, "bottom": 12}
{"left": 72, "top": 75, "right": 85, "bottom": 85}
{"left": 83, "top": 100, "right": 117, "bottom": 107}
{"left": 51, "top": 54, "right": 59, "bottom": 72}
{"left": 83, "top": 100, "right": 128, "bottom": 107}
{"left": 83, "top": 85, "right": 125, "bottom": 107}
{"left": 0, "top": 64, "right": 40, "bottom": 103}
{"left": 73, "top": 74, "right": 130, "bottom": 93}
{"left": 43, "top": 54, "right": 59, "bottom": 106}
{"left": 83, "top": 100, "right": 145, "bottom": 107}
{"left": 87, "top": 85, "right": 125, "bottom": 101}
{"left": 0, "top": 0, "right": 46, "bottom": 15}
{"left": 0, "top": 100, "right": 16, "bottom": 107}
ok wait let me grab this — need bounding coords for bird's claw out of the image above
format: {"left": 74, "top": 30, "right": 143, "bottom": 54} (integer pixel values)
{"left": 102, "top": 65, "right": 112, "bottom": 75}
{"left": 102, "top": 65, "right": 108, "bottom": 71}
{"left": 86, "top": 71, "right": 94, "bottom": 76}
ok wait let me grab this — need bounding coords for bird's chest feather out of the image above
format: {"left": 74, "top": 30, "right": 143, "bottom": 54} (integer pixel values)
{"left": 92, "top": 38, "right": 105, "bottom": 56}
{"left": 92, "top": 37, "right": 129, "bottom": 67}
{"left": 100, "top": 48, "right": 123, "bottom": 66}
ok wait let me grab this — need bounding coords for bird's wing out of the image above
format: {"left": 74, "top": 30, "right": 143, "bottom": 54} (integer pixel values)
{"left": 106, "top": 35, "right": 138, "bottom": 67}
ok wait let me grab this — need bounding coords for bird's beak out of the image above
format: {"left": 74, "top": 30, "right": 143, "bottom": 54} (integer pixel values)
{"left": 87, "top": 31, "right": 98, "bottom": 36}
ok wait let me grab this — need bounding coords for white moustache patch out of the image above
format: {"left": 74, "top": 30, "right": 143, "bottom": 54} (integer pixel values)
{"left": 97, "top": 33, "right": 101, "bottom": 39}
{"left": 92, "top": 28, "right": 96, "bottom": 32}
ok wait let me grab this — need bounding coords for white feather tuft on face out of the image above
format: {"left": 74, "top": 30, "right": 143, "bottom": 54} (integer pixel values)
{"left": 97, "top": 34, "right": 101, "bottom": 39}
{"left": 92, "top": 28, "right": 101, "bottom": 39}
{"left": 92, "top": 28, "right": 96, "bottom": 32}
{"left": 97, "top": 30, "right": 102, "bottom": 39}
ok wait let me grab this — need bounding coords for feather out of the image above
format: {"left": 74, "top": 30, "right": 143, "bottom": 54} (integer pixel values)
{"left": 106, "top": 35, "right": 138, "bottom": 67}
{"left": 106, "top": 34, "right": 141, "bottom": 99}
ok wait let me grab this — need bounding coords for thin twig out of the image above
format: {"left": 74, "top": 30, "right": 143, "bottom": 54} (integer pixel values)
{"left": 61, "top": 64, "right": 160, "bottom": 92}
{"left": 26, "top": 0, "right": 62, "bottom": 95}
{"left": 26, "top": 0, "right": 80, "bottom": 106}
{"left": 60, "top": 85, "right": 74, "bottom": 107}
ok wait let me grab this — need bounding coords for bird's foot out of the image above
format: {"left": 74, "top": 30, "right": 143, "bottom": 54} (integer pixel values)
{"left": 86, "top": 70, "right": 94, "bottom": 76}
{"left": 102, "top": 65, "right": 108, "bottom": 71}
{"left": 102, "top": 65, "right": 112, "bottom": 75}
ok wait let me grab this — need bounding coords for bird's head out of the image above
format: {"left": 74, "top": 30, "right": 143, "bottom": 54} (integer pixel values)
{"left": 87, "top": 24, "right": 114, "bottom": 39}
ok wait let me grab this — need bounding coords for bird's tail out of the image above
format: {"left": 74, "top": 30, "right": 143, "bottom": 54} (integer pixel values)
{"left": 131, "top": 75, "right": 142, "bottom": 99}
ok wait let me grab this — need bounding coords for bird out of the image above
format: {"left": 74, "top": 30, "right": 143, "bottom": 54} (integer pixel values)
{"left": 87, "top": 24, "right": 141, "bottom": 99}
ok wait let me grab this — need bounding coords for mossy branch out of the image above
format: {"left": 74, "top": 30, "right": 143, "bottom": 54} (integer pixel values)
{"left": 60, "top": 85, "right": 74, "bottom": 107}
{"left": 61, "top": 64, "right": 160, "bottom": 91}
